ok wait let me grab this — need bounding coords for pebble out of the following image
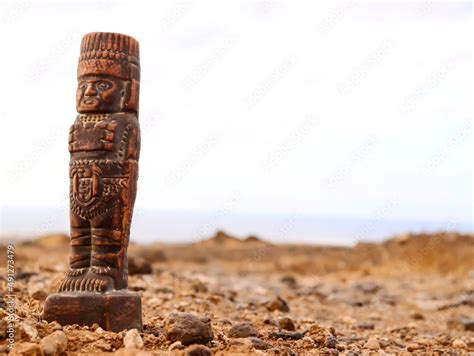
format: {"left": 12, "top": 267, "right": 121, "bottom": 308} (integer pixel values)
{"left": 368, "top": 312, "right": 381, "bottom": 320}
{"left": 95, "top": 327, "right": 105, "bottom": 334}
{"left": 248, "top": 336, "right": 272, "bottom": 350}
{"left": 406, "top": 343, "right": 421, "bottom": 352}
{"left": 164, "top": 312, "right": 214, "bottom": 345}
{"left": 128, "top": 256, "right": 152, "bottom": 275}
{"left": 280, "top": 275, "right": 298, "bottom": 288}
{"left": 49, "top": 322, "right": 62, "bottom": 331}
{"left": 452, "top": 339, "right": 467, "bottom": 349}
{"left": 325, "top": 336, "right": 337, "bottom": 349}
{"left": 183, "top": 344, "right": 212, "bottom": 356}
{"left": 357, "top": 323, "right": 375, "bottom": 330}
{"left": 410, "top": 311, "right": 425, "bottom": 320}
{"left": 267, "top": 296, "right": 290, "bottom": 312}
{"left": 228, "top": 322, "right": 258, "bottom": 338}
{"left": 168, "top": 341, "right": 185, "bottom": 351}
{"left": 278, "top": 316, "right": 296, "bottom": 331}
{"left": 40, "top": 330, "right": 67, "bottom": 355}
{"left": 123, "top": 329, "right": 144, "bottom": 349}
{"left": 448, "top": 317, "right": 474, "bottom": 331}
{"left": 417, "top": 338, "right": 434, "bottom": 346}
{"left": 15, "top": 272, "right": 38, "bottom": 281}
{"left": 19, "top": 320, "right": 38, "bottom": 341}
{"left": 363, "top": 336, "right": 380, "bottom": 350}
{"left": 461, "top": 318, "right": 474, "bottom": 331}
{"left": 270, "top": 331, "right": 305, "bottom": 340}
{"left": 31, "top": 290, "right": 48, "bottom": 302}
{"left": 355, "top": 281, "right": 380, "bottom": 294}
{"left": 301, "top": 336, "right": 314, "bottom": 348}
{"left": 9, "top": 342, "right": 44, "bottom": 356}
{"left": 191, "top": 279, "right": 208, "bottom": 293}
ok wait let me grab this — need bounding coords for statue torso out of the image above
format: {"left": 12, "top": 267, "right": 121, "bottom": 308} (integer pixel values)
{"left": 68, "top": 113, "right": 140, "bottom": 220}
{"left": 69, "top": 113, "right": 140, "bottom": 161}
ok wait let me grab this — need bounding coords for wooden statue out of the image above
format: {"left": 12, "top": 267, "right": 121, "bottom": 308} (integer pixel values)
{"left": 43, "top": 32, "right": 142, "bottom": 331}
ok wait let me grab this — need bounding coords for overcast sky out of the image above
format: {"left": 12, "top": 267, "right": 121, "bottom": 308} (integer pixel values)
{"left": 0, "top": 1, "right": 472, "bottom": 233}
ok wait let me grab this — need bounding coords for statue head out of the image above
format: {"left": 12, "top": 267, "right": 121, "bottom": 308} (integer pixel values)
{"left": 76, "top": 32, "right": 140, "bottom": 114}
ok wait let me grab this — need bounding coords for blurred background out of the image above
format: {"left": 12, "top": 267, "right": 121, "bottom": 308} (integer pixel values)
{"left": 0, "top": 1, "right": 472, "bottom": 245}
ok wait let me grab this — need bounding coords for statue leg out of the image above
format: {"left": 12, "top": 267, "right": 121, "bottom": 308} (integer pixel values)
{"left": 88, "top": 204, "right": 124, "bottom": 291}
{"left": 58, "top": 212, "right": 91, "bottom": 292}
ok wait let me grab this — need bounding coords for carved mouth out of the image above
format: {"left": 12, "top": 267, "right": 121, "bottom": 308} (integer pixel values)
{"left": 82, "top": 98, "right": 99, "bottom": 105}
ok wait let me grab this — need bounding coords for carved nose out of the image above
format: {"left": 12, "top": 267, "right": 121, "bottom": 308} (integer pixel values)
{"left": 84, "top": 83, "right": 97, "bottom": 96}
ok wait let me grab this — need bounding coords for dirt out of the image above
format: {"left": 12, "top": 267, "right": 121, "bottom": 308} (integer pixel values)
{"left": 0, "top": 230, "right": 473, "bottom": 355}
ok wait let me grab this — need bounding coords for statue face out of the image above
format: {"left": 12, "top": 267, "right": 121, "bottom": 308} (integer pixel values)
{"left": 76, "top": 76, "right": 126, "bottom": 113}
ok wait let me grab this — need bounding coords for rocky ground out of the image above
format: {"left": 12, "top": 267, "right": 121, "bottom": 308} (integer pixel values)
{"left": 0, "top": 231, "right": 473, "bottom": 355}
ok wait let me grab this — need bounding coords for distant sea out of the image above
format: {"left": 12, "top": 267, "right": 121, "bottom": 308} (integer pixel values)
{"left": 1, "top": 207, "right": 472, "bottom": 245}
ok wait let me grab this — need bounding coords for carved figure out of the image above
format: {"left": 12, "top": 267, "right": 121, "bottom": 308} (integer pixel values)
{"left": 43, "top": 32, "right": 142, "bottom": 331}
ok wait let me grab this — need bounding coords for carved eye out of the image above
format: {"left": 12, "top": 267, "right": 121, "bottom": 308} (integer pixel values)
{"left": 97, "top": 81, "right": 111, "bottom": 91}
{"left": 78, "top": 83, "right": 87, "bottom": 90}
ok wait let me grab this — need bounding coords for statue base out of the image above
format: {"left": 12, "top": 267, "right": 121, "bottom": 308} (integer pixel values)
{"left": 42, "top": 290, "right": 142, "bottom": 332}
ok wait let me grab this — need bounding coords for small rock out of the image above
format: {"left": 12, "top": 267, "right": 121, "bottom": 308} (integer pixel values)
{"left": 49, "top": 322, "right": 62, "bottom": 331}
{"left": 9, "top": 342, "right": 44, "bottom": 356}
{"left": 363, "top": 336, "right": 380, "bottom": 350}
{"left": 248, "top": 337, "right": 272, "bottom": 350}
{"left": 278, "top": 316, "right": 295, "bottom": 331}
{"left": 123, "top": 329, "right": 143, "bottom": 349}
{"left": 31, "top": 290, "right": 48, "bottom": 302}
{"left": 228, "top": 322, "right": 258, "bottom": 338}
{"left": 410, "top": 311, "right": 424, "bottom": 320}
{"left": 339, "top": 336, "right": 364, "bottom": 344}
{"left": 168, "top": 341, "right": 185, "bottom": 351}
{"left": 18, "top": 320, "right": 38, "bottom": 341}
{"left": 263, "top": 317, "right": 277, "bottom": 326}
{"left": 15, "top": 271, "right": 38, "bottom": 281}
{"left": 280, "top": 275, "right": 298, "bottom": 288}
{"left": 355, "top": 281, "right": 380, "bottom": 294}
{"left": 357, "top": 323, "right": 375, "bottom": 330}
{"left": 164, "top": 312, "right": 213, "bottom": 346}
{"left": 184, "top": 344, "right": 212, "bottom": 356}
{"left": 417, "top": 338, "right": 434, "bottom": 346}
{"left": 368, "top": 312, "right": 381, "bottom": 320}
{"left": 191, "top": 279, "right": 208, "bottom": 293}
{"left": 128, "top": 256, "right": 152, "bottom": 275}
{"left": 407, "top": 343, "right": 421, "bottom": 351}
{"left": 462, "top": 319, "right": 474, "bottom": 331}
{"left": 267, "top": 296, "right": 290, "bottom": 312}
{"left": 301, "top": 336, "right": 314, "bottom": 348}
{"left": 95, "top": 327, "right": 105, "bottom": 334}
{"left": 447, "top": 317, "right": 474, "bottom": 331}
{"left": 270, "top": 331, "right": 305, "bottom": 340}
{"left": 452, "top": 339, "right": 467, "bottom": 349}
{"left": 325, "top": 336, "right": 337, "bottom": 349}
{"left": 40, "top": 330, "right": 67, "bottom": 356}
{"left": 459, "top": 293, "right": 474, "bottom": 306}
